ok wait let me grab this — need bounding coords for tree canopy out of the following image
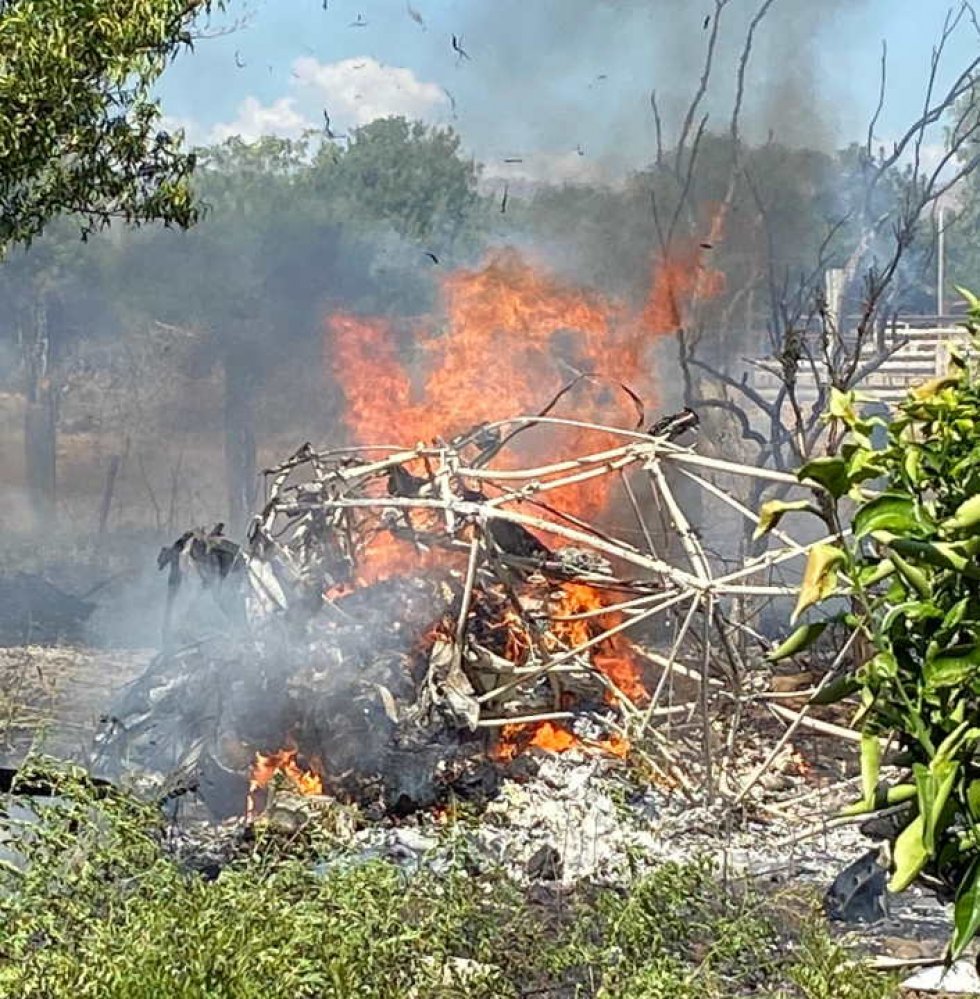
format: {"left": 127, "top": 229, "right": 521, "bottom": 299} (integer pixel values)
{"left": 0, "top": 0, "right": 216, "bottom": 255}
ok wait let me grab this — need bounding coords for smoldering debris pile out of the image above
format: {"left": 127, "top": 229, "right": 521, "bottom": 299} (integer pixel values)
{"left": 92, "top": 413, "right": 822, "bottom": 820}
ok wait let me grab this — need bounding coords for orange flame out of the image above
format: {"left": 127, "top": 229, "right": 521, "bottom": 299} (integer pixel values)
{"left": 642, "top": 205, "right": 728, "bottom": 332}
{"left": 328, "top": 250, "right": 665, "bottom": 523}
{"left": 246, "top": 748, "right": 323, "bottom": 820}
{"left": 550, "top": 582, "right": 648, "bottom": 702}
{"left": 493, "top": 721, "right": 630, "bottom": 760}
{"left": 319, "top": 236, "right": 723, "bottom": 763}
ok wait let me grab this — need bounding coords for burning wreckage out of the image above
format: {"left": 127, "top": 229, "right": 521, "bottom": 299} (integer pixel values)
{"left": 92, "top": 409, "right": 817, "bottom": 824}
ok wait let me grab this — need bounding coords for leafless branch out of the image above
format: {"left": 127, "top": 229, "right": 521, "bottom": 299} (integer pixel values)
{"left": 866, "top": 41, "right": 888, "bottom": 159}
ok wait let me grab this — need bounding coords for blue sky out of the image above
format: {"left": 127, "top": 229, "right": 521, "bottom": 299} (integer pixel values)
{"left": 158, "top": 0, "right": 976, "bottom": 183}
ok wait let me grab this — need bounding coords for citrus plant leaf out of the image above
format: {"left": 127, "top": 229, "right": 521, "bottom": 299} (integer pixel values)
{"left": 951, "top": 859, "right": 980, "bottom": 961}
{"left": 944, "top": 494, "right": 980, "bottom": 533}
{"left": 797, "top": 456, "right": 851, "bottom": 499}
{"left": 860, "top": 731, "right": 880, "bottom": 810}
{"left": 808, "top": 675, "right": 861, "bottom": 705}
{"left": 766, "top": 621, "right": 828, "bottom": 662}
{"left": 853, "top": 494, "right": 924, "bottom": 539}
{"left": 792, "top": 544, "right": 845, "bottom": 623}
{"left": 889, "top": 814, "right": 929, "bottom": 892}
{"left": 753, "top": 499, "right": 817, "bottom": 540}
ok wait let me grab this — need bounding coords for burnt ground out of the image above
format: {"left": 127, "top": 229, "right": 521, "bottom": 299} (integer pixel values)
{"left": 0, "top": 641, "right": 971, "bottom": 996}
{"left": 0, "top": 644, "right": 150, "bottom": 765}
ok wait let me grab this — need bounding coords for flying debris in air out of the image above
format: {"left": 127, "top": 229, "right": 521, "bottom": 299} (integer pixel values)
{"left": 406, "top": 1, "right": 426, "bottom": 29}
{"left": 424, "top": 251, "right": 440, "bottom": 264}
{"left": 322, "top": 0, "right": 328, "bottom": 8}
{"left": 503, "top": 157, "right": 523, "bottom": 163}
{"left": 700, "top": 241, "right": 713, "bottom": 250}
{"left": 322, "top": 110, "right": 336, "bottom": 139}
{"left": 452, "top": 34, "right": 471, "bottom": 62}
{"left": 443, "top": 87, "right": 457, "bottom": 118}
{"left": 234, "top": 50, "right": 246, "bottom": 68}
{"left": 703, "top": 14, "right": 710, "bottom": 29}
{"left": 500, "top": 183, "right": 509, "bottom": 214}
{"left": 349, "top": 13, "right": 367, "bottom": 27}
{"left": 576, "top": 143, "right": 585, "bottom": 157}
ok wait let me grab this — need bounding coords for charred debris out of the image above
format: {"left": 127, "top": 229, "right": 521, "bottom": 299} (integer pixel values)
{"left": 89, "top": 407, "right": 821, "bottom": 824}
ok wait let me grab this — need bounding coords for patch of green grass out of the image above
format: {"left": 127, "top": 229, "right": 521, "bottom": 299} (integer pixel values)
{"left": 0, "top": 757, "right": 900, "bottom": 999}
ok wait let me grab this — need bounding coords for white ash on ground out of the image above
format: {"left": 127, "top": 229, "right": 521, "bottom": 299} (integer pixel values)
{"left": 161, "top": 746, "right": 955, "bottom": 967}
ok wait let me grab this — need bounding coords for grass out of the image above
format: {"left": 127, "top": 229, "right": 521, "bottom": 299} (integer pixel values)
{"left": 0, "top": 758, "right": 900, "bottom": 999}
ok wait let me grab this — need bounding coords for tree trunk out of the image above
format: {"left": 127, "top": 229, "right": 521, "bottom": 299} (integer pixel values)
{"left": 21, "top": 297, "right": 57, "bottom": 530}
{"left": 223, "top": 350, "right": 257, "bottom": 532}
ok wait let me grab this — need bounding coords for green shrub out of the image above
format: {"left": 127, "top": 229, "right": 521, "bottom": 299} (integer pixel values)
{"left": 0, "top": 757, "right": 894, "bottom": 997}
{"left": 761, "top": 289, "right": 980, "bottom": 959}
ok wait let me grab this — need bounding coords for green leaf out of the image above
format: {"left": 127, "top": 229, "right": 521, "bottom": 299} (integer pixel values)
{"left": 966, "top": 779, "right": 980, "bottom": 821}
{"left": 909, "top": 376, "right": 959, "bottom": 401}
{"left": 754, "top": 499, "right": 817, "bottom": 540}
{"left": 890, "top": 814, "right": 929, "bottom": 892}
{"left": 841, "top": 782, "right": 916, "bottom": 816}
{"left": 943, "top": 494, "right": 980, "bottom": 533}
{"left": 887, "top": 538, "right": 980, "bottom": 578}
{"left": 951, "top": 858, "right": 980, "bottom": 960}
{"left": 914, "top": 759, "right": 958, "bottom": 856}
{"left": 853, "top": 494, "right": 924, "bottom": 539}
{"left": 860, "top": 731, "right": 880, "bottom": 810}
{"left": 903, "top": 447, "right": 922, "bottom": 483}
{"left": 862, "top": 651, "right": 898, "bottom": 683}
{"left": 828, "top": 388, "right": 857, "bottom": 422}
{"left": 955, "top": 285, "right": 980, "bottom": 311}
{"left": 766, "top": 622, "right": 829, "bottom": 662}
{"left": 809, "top": 675, "right": 861, "bottom": 705}
{"left": 792, "top": 544, "right": 846, "bottom": 623}
{"left": 797, "top": 456, "right": 851, "bottom": 499}
{"left": 886, "top": 551, "right": 931, "bottom": 599}
{"left": 846, "top": 447, "right": 886, "bottom": 483}
{"left": 941, "top": 597, "right": 970, "bottom": 634}
{"left": 856, "top": 558, "right": 895, "bottom": 588}
{"left": 924, "top": 646, "right": 980, "bottom": 689}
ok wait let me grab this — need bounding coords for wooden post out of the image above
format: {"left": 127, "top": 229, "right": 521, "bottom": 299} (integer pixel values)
{"left": 21, "top": 296, "right": 57, "bottom": 530}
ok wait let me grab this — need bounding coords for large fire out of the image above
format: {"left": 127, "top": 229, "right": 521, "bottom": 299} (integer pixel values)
{"left": 315, "top": 240, "right": 722, "bottom": 769}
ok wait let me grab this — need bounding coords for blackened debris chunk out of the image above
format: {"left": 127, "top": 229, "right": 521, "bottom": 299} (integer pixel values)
{"left": 526, "top": 844, "right": 563, "bottom": 882}
{"left": 387, "top": 464, "right": 427, "bottom": 498}
{"left": 648, "top": 408, "right": 699, "bottom": 441}
{"left": 824, "top": 848, "right": 889, "bottom": 924}
{"left": 460, "top": 488, "right": 552, "bottom": 561}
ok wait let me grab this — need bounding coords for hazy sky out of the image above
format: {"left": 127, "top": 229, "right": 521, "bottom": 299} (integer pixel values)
{"left": 159, "top": 0, "right": 976, "bottom": 183}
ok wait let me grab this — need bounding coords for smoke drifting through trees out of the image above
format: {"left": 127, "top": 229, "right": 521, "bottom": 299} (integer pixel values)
{"left": 0, "top": 0, "right": 976, "bottom": 606}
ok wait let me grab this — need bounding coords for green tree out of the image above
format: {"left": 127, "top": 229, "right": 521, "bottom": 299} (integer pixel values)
{"left": 106, "top": 135, "right": 354, "bottom": 527}
{"left": 317, "top": 117, "right": 484, "bottom": 256}
{"left": 0, "top": 0, "right": 218, "bottom": 255}
{"left": 0, "top": 221, "right": 109, "bottom": 525}
{"left": 0, "top": 0, "right": 223, "bottom": 528}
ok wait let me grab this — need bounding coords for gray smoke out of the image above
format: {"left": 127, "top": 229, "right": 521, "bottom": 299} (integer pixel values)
{"left": 457, "top": 0, "right": 873, "bottom": 171}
